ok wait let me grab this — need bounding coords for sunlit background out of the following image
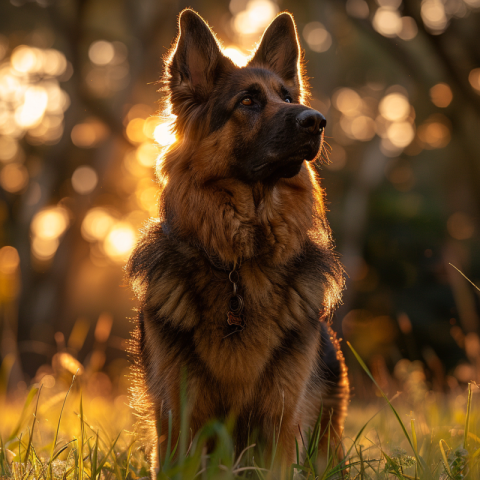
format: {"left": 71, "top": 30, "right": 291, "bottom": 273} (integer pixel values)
{"left": 0, "top": 0, "right": 480, "bottom": 410}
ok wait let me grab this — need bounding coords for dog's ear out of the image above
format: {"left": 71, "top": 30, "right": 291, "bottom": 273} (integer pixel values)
{"left": 167, "top": 9, "right": 235, "bottom": 113}
{"left": 249, "top": 13, "right": 301, "bottom": 90}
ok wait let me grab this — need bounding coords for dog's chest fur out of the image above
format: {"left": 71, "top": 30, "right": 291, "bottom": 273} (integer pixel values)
{"left": 138, "top": 226, "right": 330, "bottom": 411}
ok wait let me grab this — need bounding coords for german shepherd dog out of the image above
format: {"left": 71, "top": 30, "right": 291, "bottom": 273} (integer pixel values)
{"left": 128, "top": 8, "right": 349, "bottom": 471}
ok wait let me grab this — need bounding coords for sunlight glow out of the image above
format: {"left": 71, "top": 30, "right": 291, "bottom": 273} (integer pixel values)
{"left": 54, "top": 352, "right": 84, "bottom": 375}
{"left": 104, "top": 222, "right": 137, "bottom": 263}
{"left": 136, "top": 180, "right": 159, "bottom": 215}
{"left": 15, "top": 86, "right": 48, "bottom": 128}
{"left": 224, "top": 47, "right": 249, "bottom": 67}
{"left": 232, "top": 0, "right": 278, "bottom": 36}
{"left": 153, "top": 120, "right": 177, "bottom": 147}
{"left": 126, "top": 118, "right": 148, "bottom": 144}
{"left": 136, "top": 142, "right": 159, "bottom": 167}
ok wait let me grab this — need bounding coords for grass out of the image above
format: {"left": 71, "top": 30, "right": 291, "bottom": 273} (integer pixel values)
{"left": 1, "top": 346, "right": 479, "bottom": 480}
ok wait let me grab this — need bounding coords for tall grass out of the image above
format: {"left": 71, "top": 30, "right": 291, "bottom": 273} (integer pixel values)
{"left": 0, "top": 348, "right": 479, "bottom": 480}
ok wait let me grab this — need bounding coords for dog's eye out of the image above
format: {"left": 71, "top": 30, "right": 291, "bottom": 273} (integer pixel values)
{"left": 285, "top": 97, "right": 292, "bottom": 103}
{"left": 241, "top": 97, "right": 253, "bottom": 106}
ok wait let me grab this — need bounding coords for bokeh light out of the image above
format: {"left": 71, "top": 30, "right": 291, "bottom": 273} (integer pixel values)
{"left": 81, "top": 208, "right": 115, "bottom": 242}
{"left": 386, "top": 121, "right": 415, "bottom": 148}
{"left": 379, "top": 92, "right": 410, "bottom": 122}
{"left": 15, "top": 86, "right": 48, "bottom": 128}
{"left": 372, "top": 7, "right": 402, "bottom": 38}
{"left": 0, "top": 246, "right": 20, "bottom": 275}
{"left": 71, "top": 118, "right": 109, "bottom": 148}
{"left": 397, "top": 17, "right": 418, "bottom": 41}
{"left": 421, "top": 0, "right": 448, "bottom": 34}
{"left": 71, "top": 165, "right": 98, "bottom": 195}
{"left": 417, "top": 115, "right": 451, "bottom": 149}
{"left": 0, "top": 163, "right": 28, "bottom": 193}
{"left": 126, "top": 118, "right": 147, "bottom": 144}
{"left": 0, "top": 45, "right": 70, "bottom": 146}
{"left": 447, "top": 212, "right": 475, "bottom": 240}
{"left": 85, "top": 41, "right": 129, "bottom": 97}
{"left": 231, "top": 0, "right": 278, "bottom": 37}
{"left": 136, "top": 142, "right": 159, "bottom": 167}
{"left": 346, "top": 0, "right": 369, "bottom": 19}
{"left": 31, "top": 206, "right": 69, "bottom": 261}
{"left": 303, "top": 22, "right": 332, "bottom": 53}
{"left": 88, "top": 40, "right": 116, "bottom": 66}
{"left": 0, "top": 137, "right": 19, "bottom": 163}
{"left": 469, "top": 68, "right": 480, "bottom": 93}
{"left": 103, "top": 222, "right": 137, "bottom": 263}
{"left": 333, "top": 88, "right": 362, "bottom": 115}
{"left": 32, "top": 236, "right": 60, "bottom": 261}
{"left": 430, "top": 83, "right": 453, "bottom": 107}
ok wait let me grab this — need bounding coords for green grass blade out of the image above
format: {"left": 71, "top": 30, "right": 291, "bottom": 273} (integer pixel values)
{"left": 23, "top": 384, "right": 42, "bottom": 465}
{"left": 50, "top": 440, "right": 75, "bottom": 463}
{"left": 125, "top": 437, "right": 136, "bottom": 480}
{"left": 439, "top": 439, "right": 452, "bottom": 476}
{"left": 91, "top": 431, "right": 99, "bottom": 480}
{"left": 0, "top": 434, "right": 11, "bottom": 476}
{"left": 93, "top": 430, "right": 122, "bottom": 477}
{"left": 49, "top": 375, "right": 75, "bottom": 464}
{"left": 383, "top": 451, "right": 406, "bottom": 480}
{"left": 411, "top": 419, "right": 418, "bottom": 480}
{"left": 347, "top": 341, "right": 424, "bottom": 472}
{"left": 79, "top": 394, "right": 84, "bottom": 480}
{"left": 464, "top": 382, "right": 473, "bottom": 450}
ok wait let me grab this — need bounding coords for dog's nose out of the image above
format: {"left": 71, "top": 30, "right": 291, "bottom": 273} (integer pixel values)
{"left": 296, "top": 110, "right": 326, "bottom": 135}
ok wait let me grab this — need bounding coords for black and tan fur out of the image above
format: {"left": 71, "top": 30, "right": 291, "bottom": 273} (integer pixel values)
{"left": 128, "top": 8, "right": 349, "bottom": 471}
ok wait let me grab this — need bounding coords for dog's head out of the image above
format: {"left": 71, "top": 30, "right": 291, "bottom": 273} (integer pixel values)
{"left": 163, "top": 9, "right": 326, "bottom": 185}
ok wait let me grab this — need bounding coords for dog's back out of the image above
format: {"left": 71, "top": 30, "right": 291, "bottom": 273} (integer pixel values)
{"left": 128, "top": 8, "right": 349, "bottom": 469}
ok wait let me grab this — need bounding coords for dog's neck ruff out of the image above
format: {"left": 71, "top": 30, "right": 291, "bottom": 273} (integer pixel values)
{"left": 161, "top": 220, "right": 233, "bottom": 272}
{"left": 162, "top": 220, "right": 246, "bottom": 330}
